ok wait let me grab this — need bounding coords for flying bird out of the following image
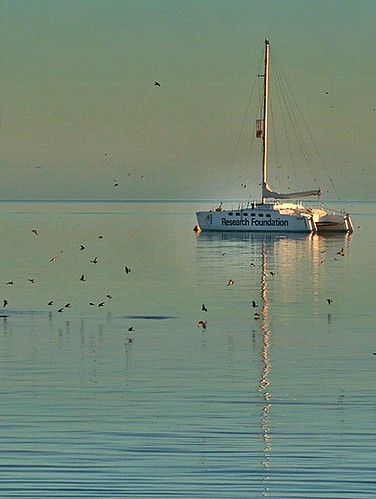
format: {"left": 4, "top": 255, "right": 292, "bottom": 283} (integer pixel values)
{"left": 90, "top": 257, "right": 98, "bottom": 264}
{"left": 80, "top": 274, "right": 85, "bottom": 282}
{"left": 65, "top": 303, "right": 71, "bottom": 308}
{"left": 128, "top": 326, "right": 134, "bottom": 332}
{"left": 98, "top": 302, "right": 105, "bottom": 308}
{"left": 3, "top": 299, "right": 8, "bottom": 307}
{"left": 202, "top": 304, "right": 208, "bottom": 312}
{"left": 252, "top": 300, "right": 258, "bottom": 308}
{"left": 124, "top": 266, "right": 131, "bottom": 274}
{"left": 49, "top": 250, "right": 64, "bottom": 263}
{"left": 31, "top": 229, "right": 38, "bottom": 236}
{"left": 80, "top": 245, "right": 85, "bottom": 251}
{"left": 6, "top": 281, "right": 14, "bottom": 285}
{"left": 154, "top": 81, "right": 161, "bottom": 87}
{"left": 327, "top": 298, "right": 333, "bottom": 305}
{"left": 106, "top": 294, "right": 112, "bottom": 300}
{"left": 198, "top": 320, "right": 207, "bottom": 330}
{"left": 28, "top": 279, "right": 35, "bottom": 284}
{"left": 48, "top": 301, "right": 54, "bottom": 306}
{"left": 337, "top": 248, "right": 345, "bottom": 256}
{"left": 227, "top": 279, "right": 234, "bottom": 286}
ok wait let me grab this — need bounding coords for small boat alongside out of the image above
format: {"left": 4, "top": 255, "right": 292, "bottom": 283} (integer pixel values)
{"left": 196, "top": 39, "right": 353, "bottom": 234}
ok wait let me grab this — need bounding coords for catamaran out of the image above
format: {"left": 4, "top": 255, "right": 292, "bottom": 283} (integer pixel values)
{"left": 196, "top": 39, "right": 353, "bottom": 234}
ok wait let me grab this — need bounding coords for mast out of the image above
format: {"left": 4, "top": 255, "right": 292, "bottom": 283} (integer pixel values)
{"left": 262, "top": 38, "right": 270, "bottom": 204}
{"left": 260, "top": 38, "right": 321, "bottom": 202}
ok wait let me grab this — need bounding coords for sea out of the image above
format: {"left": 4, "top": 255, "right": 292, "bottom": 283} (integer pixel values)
{"left": 0, "top": 200, "right": 375, "bottom": 498}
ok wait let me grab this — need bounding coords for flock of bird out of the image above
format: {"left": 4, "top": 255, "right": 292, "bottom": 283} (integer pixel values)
{"left": 197, "top": 276, "right": 264, "bottom": 330}
{"left": 197, "top": 244, "right": 349, "bottom": 331}
{"left": 1, "top": 228, "right": 136, "bottom": 336}
{"left": 2, "top": 220, "right": 356, "bottom": 351}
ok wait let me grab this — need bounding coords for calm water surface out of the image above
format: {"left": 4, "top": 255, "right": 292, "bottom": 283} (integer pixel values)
{"left": 0, "top": 201, "right": 375, "bottom": 498}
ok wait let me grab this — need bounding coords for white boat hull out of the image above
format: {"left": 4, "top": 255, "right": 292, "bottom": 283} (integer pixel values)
{"left": 196, "top": 205, "right": 315, "bottom": 233}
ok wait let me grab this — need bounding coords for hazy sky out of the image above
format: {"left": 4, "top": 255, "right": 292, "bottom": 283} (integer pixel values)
{"left": 0, "top": 0, "right": 375, "bottom": 200}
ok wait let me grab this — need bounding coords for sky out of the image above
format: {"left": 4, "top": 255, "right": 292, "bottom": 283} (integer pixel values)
{"left": 0, "top": 0, "right": 375, "bottom": 201}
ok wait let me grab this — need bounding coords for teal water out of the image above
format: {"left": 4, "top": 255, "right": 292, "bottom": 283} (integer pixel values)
{"left": 0, "top": 201, "right": 375, "bottom": 498}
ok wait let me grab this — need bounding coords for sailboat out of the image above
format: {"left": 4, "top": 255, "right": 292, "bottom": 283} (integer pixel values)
{"left": 196, "top": 39, "right": 354, "bottom": 234}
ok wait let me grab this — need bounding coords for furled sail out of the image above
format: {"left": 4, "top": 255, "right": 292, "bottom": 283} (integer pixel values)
{"left": 262, "top": 182, "right": 320, "bottom": 200}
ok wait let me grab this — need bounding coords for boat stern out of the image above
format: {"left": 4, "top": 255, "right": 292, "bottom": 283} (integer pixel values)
{"left": 312, "top": 210, "right": 354, "bottom": 233}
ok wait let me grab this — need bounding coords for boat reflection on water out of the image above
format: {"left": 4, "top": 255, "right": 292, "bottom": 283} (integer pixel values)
{"left": 259, "top": 239, "right": 272, "bottom": 494}
{"left": 195, "top": 230, "right": 351, "bottom": 495}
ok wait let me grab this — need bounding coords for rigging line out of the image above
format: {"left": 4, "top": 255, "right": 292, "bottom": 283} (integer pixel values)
{"left": 244, "top": 126, "right": 257, "bottom": 190}
{"left": 274, "top": 67, "right": 303, "bottom": 191}
{"left": 271, "top": 75, "right": 298, "bottom": 192}
{"left": 276, "top": 62, "right": 322, "bottom": 188}
{"left": 273, "top": 53, "right": 341, "bottom": 200}
{"left": 272, "top": 55, "right": 321, "bottom": 191}
{"left": 237, "top": 77, "right": 263, "bottom": 197}
{"left": 221, "top": 50, "right": 264, "bottom": 202}
{"left": 269, "top": 96, "right": 283, "bottom": 192}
